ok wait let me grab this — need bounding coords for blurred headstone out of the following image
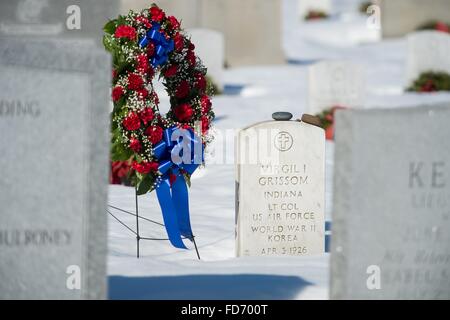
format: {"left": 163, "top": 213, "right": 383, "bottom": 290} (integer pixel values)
{"left": 406, "top": 31, "right": 450, "bottom": 85}
{"left": 331, "top": 105, "right": 450, "bottom": 299}
{"left": 308, "top": 61, "right": 365, "bottom": 115}
{"left": 381, "top": 0, "right": 450, "bottom": 38}
{"left": 188, "top": 28, "right": 225, "bottom": 91}
{"left": 0, "top": 38, "right": 111, "bottom": 299}
{"left": 0, "top": 0, "right": 118, "bottom": 45}
{"left": 298, "top": 0, "right": 331, "bottom": 20}
{"left": 202, "top": 0, "right": 285, "bottom": 67}
{"left": 236, "top": 118, "right": 325, "bottom": 257}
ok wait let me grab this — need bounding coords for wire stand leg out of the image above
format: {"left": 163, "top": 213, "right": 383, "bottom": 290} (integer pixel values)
{"left": 135, "top": 186, "right": 140, "bottom": 258}
{"left": 192, "top": 236, "right": 201, "bottom": 260}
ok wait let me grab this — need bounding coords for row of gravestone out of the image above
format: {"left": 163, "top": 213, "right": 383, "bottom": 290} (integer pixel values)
{"left": 1, "top": 0, "right": 450, "bottom": 300}
{"left": 297, "top": 0, "right": 450, "bottom": 39}
{"left": 1, "top": 35, "right": 449, "bottom": 299}
{"left": 235, "top": 105, "right": 450, "bottom": 299}
{"left": 308, "top": 30, "right": 450, "bottom": 115}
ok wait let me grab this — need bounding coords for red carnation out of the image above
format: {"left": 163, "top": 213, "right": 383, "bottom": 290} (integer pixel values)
{"left": 174, "top": 33, "right": 184, "bottom": 51}
{"left": 122, "top": 112, "right": 141, "bottom": 131}
{"left": 145, "top": 125, "right": 164, "bottom": 144}
{"left": 164, "top": 64, "right": 178, "bottom": 77}
{"left": 136, "top": 54, "right": 150, "bottom": 74}
{"left": 114, "top": 25, "right": 136, "bottom": 40}
{"left": 112, "top": 86, "right": 124, "bottom": 102}
{"left": 132, "top": 161, "right": 159, "bottom": 174}
{"left": 129, "top": 138, "right": 142, "bottom": 152}
{"left": 187, "top": 50, "right": 196, "bottom": 66}
{"left": 169, "top": 173, "right": 177, "bottom": 186}
{"left": 136, "top": 16, "right": 152, "bottom": 28}
{"left": 175, "top": 80, "right": 190, "bottom": 98}
{"left": 128, "top": 73, "right": 144, "bottom": 90}
{"left": 188, "top": 42, "right": 195, "bottom": 51}
{"left": 196, "top": 73, "right": 207, "bottom": 92}
{"left": 174, "top": 103, "right": 194, "bottom": 122}
{"left": 147, "top": 42, "right": 155, "bottom": 57}
{"left": 137, "top": 88, "right": 149, "bottom": 100}
{"left": 151, "top": 91, "right": 160, "bottom": 105}
{"left": 168, "top": 16, "right": 180, "bottom": 30}
{"left": 435, "top": 21, "right": 450, "bottom": 33}
{"left": 200, "top": 95, "right": 211, "bottom": 114}
{"left": 201, "top": 116, "right": 210, "bottom": 134}
{"left": 139, "top": 107, "right": 154, "bottom": 125}
{"left": 150, "top": 6, "right": 165, "bottom": 22}
{"left": 420, "top": 79, "right": 436, "bottom": 92}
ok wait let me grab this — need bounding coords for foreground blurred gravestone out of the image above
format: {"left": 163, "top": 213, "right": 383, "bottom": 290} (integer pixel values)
{"left": 381, "top": 0, "right": 450, "bottom": 38}
{"left": 331, "top": 105, "right": 450, "bottom": 299}
{"left": 308, "top": 61, "right": 365, "bottom": 115}
{"left": 0, "top": 38, "right": 111, "bottom": 299}
{"left": 406, "top": 31, "right": 450, "bottom": 85}
{"left": 236, "top": 115, "right": 325, "bottom": 257}
{"left": 0, "top": 0, "right": 118, "bottom": 45}
{"left": 298, "top": 0, "right": 331, "bottom": 20}
{"left": 188, "top": 28, "right": 225, "bottom": 91}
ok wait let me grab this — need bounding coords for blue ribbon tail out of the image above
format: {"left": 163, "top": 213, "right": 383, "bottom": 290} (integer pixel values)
{"left": 171, "top": 174, "right": 194, "bottom": 240}
{"left": 156, "top": 179, "right": 187, "bottom": 249}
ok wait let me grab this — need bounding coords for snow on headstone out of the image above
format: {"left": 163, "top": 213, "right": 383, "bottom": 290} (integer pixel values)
{"left": 298, "top": 0, "right": 331, "bottom": 20}
{"left": 188, "top": 28, "right": 225, "bottom": 91}
{"left": 406, "top": 31, "right": 450, "bottom": 85}
{"left": 331, "top": 105, "right": 450, "bottom": 299}
{"left": 236, "top": 113, "right": 325, "bottom": 257}
{"left": 0, "top": 38, "right": 110, "bottom": 299}
{"left": 308, "top": 61, "right": 365, "bottom": 115}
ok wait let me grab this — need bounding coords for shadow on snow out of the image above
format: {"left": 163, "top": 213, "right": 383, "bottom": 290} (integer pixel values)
{"left": 109, "top": 273, "right": 312, "bottom": 300}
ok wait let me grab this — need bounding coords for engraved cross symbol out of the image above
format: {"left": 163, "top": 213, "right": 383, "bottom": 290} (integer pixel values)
{"left": 278, "top": 133, "right": 290, "bottom": 149}
{"left": 274, "top": 132, "right": 293, "bottom": 151}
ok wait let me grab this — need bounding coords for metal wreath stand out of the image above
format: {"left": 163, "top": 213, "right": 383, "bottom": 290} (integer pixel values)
{"left": 106, "top": 185, "right": 201, "bottom": 260}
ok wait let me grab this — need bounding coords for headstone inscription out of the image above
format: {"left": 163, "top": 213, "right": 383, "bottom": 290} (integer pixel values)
{"left": 235, "top": 114, "right": 325, "bottom": 257}
{"left": 331, "top": 105, "right": 450, "bottom": 299}
{"left": 0, "top": 38, "right": 111, "bottom": 299}
{"left": 308, "top": 61, "right": 365, "bottom": 115}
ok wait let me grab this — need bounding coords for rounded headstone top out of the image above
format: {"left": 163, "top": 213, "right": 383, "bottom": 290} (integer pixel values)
{"left": 272, "top": 112, "right": 293, "bottom": 121}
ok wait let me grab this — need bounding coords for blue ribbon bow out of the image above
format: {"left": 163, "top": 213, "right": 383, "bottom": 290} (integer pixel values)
{"left": 138, "top": 23, "right": 175, "bottom": 68}
{"left": 153, "top": 127, "right": 204, "bottom": 249}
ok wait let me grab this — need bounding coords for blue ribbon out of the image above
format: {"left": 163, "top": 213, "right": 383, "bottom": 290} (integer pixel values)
{"left": 138, "top": 23, "right": 175, "bottom": 68}
{"left": 153, "top": 127, "right": 204, "bottom": 249}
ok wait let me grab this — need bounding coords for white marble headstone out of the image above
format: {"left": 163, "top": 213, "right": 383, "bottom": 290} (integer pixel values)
{"left": 0, "top": 38, "right": 111, "bottom": 299}
{"left": 331, "top": 105, "right": 450, "bottom": 299}
{"left": 236, "top": 119, "right": 325, "bottom": 257}
{"left": 406, "top": 31, "right": 450, "bottom": 85}
{"left": 188, "top": 28, "right": 225, "bottom": 91}
{"left": 308, "top": 61, "right": 365, "bottom": 115}
{"left": 298, "top": 0, "right": 331, "bottom": 20}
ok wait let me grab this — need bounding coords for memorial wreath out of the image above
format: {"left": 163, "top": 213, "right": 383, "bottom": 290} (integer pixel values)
{"left": 103, "top": 4, "right": 215, "bottom": 248}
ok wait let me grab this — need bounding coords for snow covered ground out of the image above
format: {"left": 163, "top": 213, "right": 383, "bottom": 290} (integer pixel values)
{"left": 107, "top": 0, "right": 450, "bottom": 299}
